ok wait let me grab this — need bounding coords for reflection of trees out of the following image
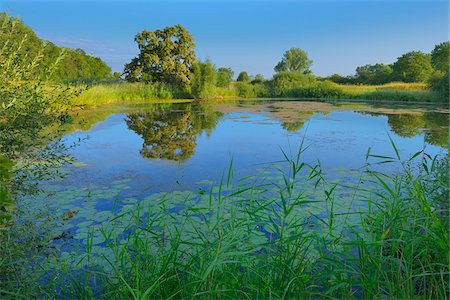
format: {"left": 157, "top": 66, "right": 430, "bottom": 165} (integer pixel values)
{"left": 387, "top": 114, "right": 426, "bottom": 138}
{"left": 126, "top": 102, "right": 221, "bottom": 161}
{"left": 278, "top": 111, "right": 315, "bottom": 132}
{"left": 422, "top": 113, "right": 449, "bottom": 148}
{"left": 282, "top": 121, "right": 305, "bottom": 132}
{"left": 387, "top": 113, "right": 448, "bottom": 147}
{"left": 362, "top": 111, "right": 448, "bottom": 148}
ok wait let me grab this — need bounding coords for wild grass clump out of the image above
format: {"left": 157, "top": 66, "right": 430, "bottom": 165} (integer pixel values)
{"left": 354, "top": 89, "right": 439, "bottom": 102}
{"left": 73, "top": 83, "right": 188, "bottom": 106}
{"left": 289, "top": 80, "right": 343, "bottom": 99}
{"left": 28, "top": 141, "right": 448, "bottom": 299}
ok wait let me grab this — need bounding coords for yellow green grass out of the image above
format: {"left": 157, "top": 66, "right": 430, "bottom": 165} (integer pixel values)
{"left": 338, "top": 82, "right": 428, "bottom": 96}
{"left": 72, "top": 81, "right": 437, "bottom": 107}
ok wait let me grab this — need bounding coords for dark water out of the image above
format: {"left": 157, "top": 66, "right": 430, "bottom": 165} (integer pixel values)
{"left": 31, "top": 100, "right": 448, "bottom": 246}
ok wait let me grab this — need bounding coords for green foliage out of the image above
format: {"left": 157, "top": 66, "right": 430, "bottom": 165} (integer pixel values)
{"left": 29, "top": 146, "right": 448, "bottom": 299}
{"left": 290, "top": 80, "right": 343, "bottom": 98}
{"left": 327, "top": 73, "right": 355, "bottom": 84}
{"left": 235, "top": 81, "right": 256, "bottom": 98}
{"left": 274, "top": 48, "right": 312, "bottom": 74}
{"left": 0, "top": 13, "right": 111, "bottom": 83}
{"left": 431, "top": 41, "right": 450, "bottom": 73}
{"left": 190, "top": 60, "right": 217, "bottom": 99}
{"left": 236, "top": 71, "right": 249, "bottom": 82}
{"left": 355, "top": 63, "right": 393, "bottom": 84}
{"left": 392, "top": 51, "right": 433, "bottom": 82}
{"left": 270, "top": 71, "right": 316, "bottom": 96}
{"left": 250, "top": 73, "right": 265, "bottom": 84}
{"left": 428, "top": 71, "right": 449, "bottom": 101}
{"left": 0, "top": 13, "right": 77, "bottom": 295}
{"left": 348, "top": 89, "right": 437, "bottom": 102}
{"left": 216, "top": 67, "right": 234, "bottom": 87}
{"left": 73, "top": 82, "right": 185, "bottom": 106}
{"left": 124, "top": 25, "right": 196, "bottom": 87}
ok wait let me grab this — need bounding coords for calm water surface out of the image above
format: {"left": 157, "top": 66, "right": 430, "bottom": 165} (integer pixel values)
{"left": 34, "top": 100, "right": 448, "bottom": 243}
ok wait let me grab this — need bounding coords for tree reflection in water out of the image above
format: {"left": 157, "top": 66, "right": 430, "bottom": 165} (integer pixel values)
{"left": 126, "top": 102, "right": 222, "bottom": 161}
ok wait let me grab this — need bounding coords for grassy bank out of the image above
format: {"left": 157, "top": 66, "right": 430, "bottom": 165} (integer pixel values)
{"left": 1, "top": 144, "right": 448, "bottom": 299}
{"left": 72, "top": 81, "right": 440, "bottom": 107}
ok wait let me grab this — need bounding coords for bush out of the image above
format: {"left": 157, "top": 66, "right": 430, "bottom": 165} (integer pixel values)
{"left": 235, "top": 82, "right": 256, "bottom": 98}
{"left": 290, "top": 80, "right": 343, "bottom": 99}
{"left": 190, "top": 60, "right": 217, "bottom": 99}
{"left": 428, "top": 72, "right": 449, "bottom": 102}
{"left": 269, "top": 71, "right": 316, "bottom": 97}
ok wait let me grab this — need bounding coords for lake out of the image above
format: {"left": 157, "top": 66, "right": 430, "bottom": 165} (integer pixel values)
{"left": 32, "top": 100, "right": 448, "bottom": 247}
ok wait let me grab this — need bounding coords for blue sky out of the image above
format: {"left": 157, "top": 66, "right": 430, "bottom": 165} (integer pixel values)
{"left": 2, "top": 0, "right": 448, "bottom": 78}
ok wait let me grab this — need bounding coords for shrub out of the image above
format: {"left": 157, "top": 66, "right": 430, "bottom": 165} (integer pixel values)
{"left": 190, "top": 60, "right": 217, "bottom": 99}
{"left": 428, "top": 72, "right": 449, "bottom": 102}
{"left": 235, "top": 82, "right": 256, "bottom": 98}
{"left": 269, "top": 71, "right": 316, "bottom": 97}
{"left": 290, "top": 80, "right": 343, "bottom": 98}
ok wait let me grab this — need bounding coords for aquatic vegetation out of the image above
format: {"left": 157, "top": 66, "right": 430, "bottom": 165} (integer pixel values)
{"left": 1, "top": 141, "right": 447, "bottom": 299}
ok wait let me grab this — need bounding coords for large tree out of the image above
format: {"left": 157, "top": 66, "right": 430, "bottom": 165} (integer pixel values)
{"left": 392, "top": 51, "right": 433, "bottom": 82}
{"left": 431, "top": 41, "right": 449, "bottom": 73}
{"left": 274, "top": 48, "right": 312, "bottom": 74}
{"left": 123, "top": 25, "right": 196, "bottom": 87}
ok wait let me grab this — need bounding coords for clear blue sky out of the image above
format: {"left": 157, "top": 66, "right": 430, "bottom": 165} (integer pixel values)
{"left": 2, "top": 0, "right": 448, "bottom": 78}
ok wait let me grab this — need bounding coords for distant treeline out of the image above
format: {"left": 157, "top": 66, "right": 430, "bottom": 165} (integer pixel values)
{"left": 122, "top": 24, "right": 449, "bottom": 102}
{"left": 325, "top": 43, "right": 449, "bottom": 84}
{"left": 0, "top": 13, "right": 113, "bottom": 83}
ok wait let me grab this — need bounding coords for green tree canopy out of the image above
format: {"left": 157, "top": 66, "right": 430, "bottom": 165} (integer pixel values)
{"left": 431, "top": 41, "right": 450, "bottom": 73}
{"left": 392, "top": 51, "right": 433, "bottom": 82}
{"left": 355, "top": 63, "right": 393, "bottom": 84}
{"left": 216, "top": 67, "right": 234, "bottom": 87}
{"left": 274, "top": 48, "right": 312, "bottom": 74}
{"left": 124, "top": 25, "right": 196, "bottom": 87}
{"left": 237, "top": 71, "right": 250, "bottom": 82}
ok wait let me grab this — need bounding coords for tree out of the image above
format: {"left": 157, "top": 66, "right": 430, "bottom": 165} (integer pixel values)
{"left": 190, "top": 60, "right": 217, "bottom": 99}
{"left": 355, "top": 63, "right": 393, "bottom": 84}
{"left": 123, "top": 25, "right": 196, "bottom": 87}
{"left": 217, "top": 67, "right": 234, "bottom": 87}
{"left": 431, "top": 41, "right": 449, "bottom": 73}
{"left": 251, "top": 74, "right": 265, "bottom": 84}
{"left": 392, "top": 51, "right": 433, "bottom": 82}
{"left": 236, "top": 71, "right": 250, "bottom": 82}
{"left": 274, "top": 48, "right": 312, "bottom": 74}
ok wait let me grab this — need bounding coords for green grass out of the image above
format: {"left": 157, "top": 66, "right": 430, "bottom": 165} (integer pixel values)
{"left": 72, "top": 81, "right": 439, "bottom": 108}
{"left": 72, "top": 82, "right": 187, "bottom": 106}
{"left": 1, "top": 142, "right": 448, "bottom": 299}
{"left": 338, "top": 82, "right": 440, "bottom": 102}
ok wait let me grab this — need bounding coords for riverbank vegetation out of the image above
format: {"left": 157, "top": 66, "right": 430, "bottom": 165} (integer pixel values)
{"left": 1, "top": 142, "right": 448, "bottom": 298}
